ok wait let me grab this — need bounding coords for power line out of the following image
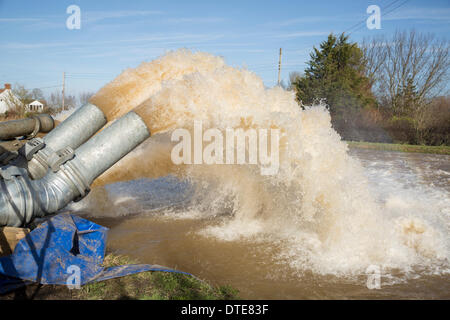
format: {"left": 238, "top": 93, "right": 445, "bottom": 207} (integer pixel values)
{"left": 382, "top": 0, "right": 411, "bottom": 19}
{"left": 344, "top": 0, "right": 409, "bottom": 35}
{"left": 343, "top": 0, "right": 400, "bottom": 34}
{"left": 65, "top": 76, "right": 111, "bottom": 80}
{"left": 5, "top": 70, "right": 113, "bottom": 93}
{"left": 66, "top": 72, "right": 116, "bottom": 75}
{"left": 22, "top": 84, "right": 62, "bottom": 91}
{"left": 34, "top": 85, "right": 62, "bottom": 90}
{"left": 65, "top": 73, "right": 113, "bottom": 80}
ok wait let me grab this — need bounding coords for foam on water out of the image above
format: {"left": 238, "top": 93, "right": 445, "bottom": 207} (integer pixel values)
{"left": 72, "top": 49, "right": 448, "bottom": 279}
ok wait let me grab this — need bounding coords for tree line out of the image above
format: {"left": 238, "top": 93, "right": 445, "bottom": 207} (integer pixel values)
{"left": 4, "top": 85, "right": 94, "bottom": 117}
{"left": 289, "top": 30, "right": 450, "bottom": 146}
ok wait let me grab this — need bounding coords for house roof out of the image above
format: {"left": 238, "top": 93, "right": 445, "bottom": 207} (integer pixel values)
{"left": 0, "top": 88, "right": 12, "bottom": 97}
{"left": 0, "top": 84, "right": 12, "bottom": 94}
{"left": 28, "top": 100, "right": 44, "bottom": 106}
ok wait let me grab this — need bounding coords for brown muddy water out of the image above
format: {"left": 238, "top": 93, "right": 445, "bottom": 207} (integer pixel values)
{"left": 70, "top": 148, "right": 450, "bottom": 300}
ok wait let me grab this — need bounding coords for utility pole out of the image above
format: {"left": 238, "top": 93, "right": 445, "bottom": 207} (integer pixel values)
{"left": 62, "top": 71, "right": 65, "bottom": 111}
{"left": 277, "top": 48, "right": 282, "bottom": 86}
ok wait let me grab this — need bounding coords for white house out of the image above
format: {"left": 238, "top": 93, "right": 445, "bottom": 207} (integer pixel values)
{"left": 26, "top": 100, "right": 44, "bottom": 113}
{"left": 0, "top": 83, "right": 23, "bottom": 114}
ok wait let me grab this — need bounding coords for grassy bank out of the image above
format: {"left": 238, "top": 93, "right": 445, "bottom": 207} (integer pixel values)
{"left": 0, "top": 254, "right": 240, "bottom": 300}
{"left": 76, "top": 254, "right": 239, "bottom": 300}
{"left": 346, "top": 141, "right": 450, "bottom": 155}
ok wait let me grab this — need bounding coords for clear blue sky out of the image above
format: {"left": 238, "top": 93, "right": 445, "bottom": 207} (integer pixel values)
{"left": 0, "top": 0, "right": 449, "bottom": 96}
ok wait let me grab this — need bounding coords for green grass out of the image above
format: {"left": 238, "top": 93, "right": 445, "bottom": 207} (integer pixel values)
{"left": 75, "top": 254, "right": 240, "bottom": 300}
{"left": 346, "top": 141, "right": 450, "bottom": 155}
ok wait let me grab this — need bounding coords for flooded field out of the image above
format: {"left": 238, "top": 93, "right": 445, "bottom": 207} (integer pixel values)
{"left": 72, "top": 148, "right": 449, "bottom": 299}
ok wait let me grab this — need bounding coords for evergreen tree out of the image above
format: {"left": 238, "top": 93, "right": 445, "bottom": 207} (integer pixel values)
{"left": 398, "top": 76, "right": 420, "bottom": 116}
{"left": 293, "top": 33, "right": 376, "bottom": 119}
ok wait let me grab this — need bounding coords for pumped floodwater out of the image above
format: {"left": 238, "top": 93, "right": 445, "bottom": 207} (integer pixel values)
{"left": 68, "top": 148, "right": 449, "bottom": 299}
{"left": 64, "top": 50, "right": 448, "bottom": 299}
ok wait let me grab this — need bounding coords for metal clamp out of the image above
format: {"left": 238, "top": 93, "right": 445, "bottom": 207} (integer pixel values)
{"left": 19, "top": 137, "right": 46, "bottom": 161}
{"left": 48, "top": 147, "right": 75, "bottom": 173}
{"left": 0, "top": 151, "right": 19, "bottom": 166}
{"left": 0, "top": 165, "right": 27, "bottom": 180}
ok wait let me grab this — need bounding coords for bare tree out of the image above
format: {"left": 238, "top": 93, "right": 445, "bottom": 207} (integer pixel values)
{"left": 31, "top": 88, "right": 45, "bottom": 101}
{"left": 362, "top": 30, "right": 450, "bottom": 115}
{"left": 12, "top": 84, "right": 32, "bottom": 105}
{"left": 65, "top": 95, "right": 76, "bottom": 110}
{"left": 78, "top": 91, "right": 94, "bottom": 106}
{"left": 287, "top": 71, "right": 302, "bottom": 91}
{"left": 361, "top": 36, "right": 387, "bottom": 96}
{"left": 47, "top": 91, "right": 76, "bottom": 113}
{"left": 48, "top": 91, "right": 63, "bottom": 112}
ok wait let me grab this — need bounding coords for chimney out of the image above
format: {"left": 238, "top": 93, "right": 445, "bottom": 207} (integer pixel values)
{"left": 4, "top": 83, "right": 11, "bottom": 90}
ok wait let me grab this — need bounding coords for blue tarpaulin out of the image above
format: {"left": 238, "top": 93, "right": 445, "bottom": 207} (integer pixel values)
{"left": 0, "top": 213, "right": 191, "bottom": 294}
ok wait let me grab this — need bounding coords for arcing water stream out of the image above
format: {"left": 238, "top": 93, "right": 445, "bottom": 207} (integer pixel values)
{"left": 66, "top": 49, "right": 448, "bottom": 299}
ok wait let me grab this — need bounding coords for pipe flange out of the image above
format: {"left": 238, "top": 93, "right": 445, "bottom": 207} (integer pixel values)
{"left": 61, "top": 160, "right": 91, "bottom": 202}
{"left": 26, "top": 116, "right": 42, "bottom": 139}
{"left": 0, "top": 151, "right": 19, "bottom": 166}
{"left": 0, "top": 168, "right": 32, "bottom": 227}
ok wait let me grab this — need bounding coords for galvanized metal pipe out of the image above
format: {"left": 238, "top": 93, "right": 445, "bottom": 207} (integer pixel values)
{"left": 0, "top": 111, "right": 150, "bottom": 227}
{"left": 0, "top": 114, "right": 54, "bottom": 140}
{"left": 26, "top": 103, "right": 107, "bottom": 179}
{"left": 42, "top": 103, "right": 107, "bottom": 152}
{"left": 75, "top": 111, "right": 150, "bottom": 183}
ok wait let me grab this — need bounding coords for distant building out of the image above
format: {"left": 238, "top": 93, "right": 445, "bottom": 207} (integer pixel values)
{"left": 0, "top": 83, "right": 23, "bottom": 114}
{"left": 26, "top": 100, "right": 45, "bottom": 113}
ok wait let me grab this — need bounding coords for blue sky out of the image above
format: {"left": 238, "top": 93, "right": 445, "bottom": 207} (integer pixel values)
{"left": 0, "top": 0, "right": 449, "bottom": 97}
